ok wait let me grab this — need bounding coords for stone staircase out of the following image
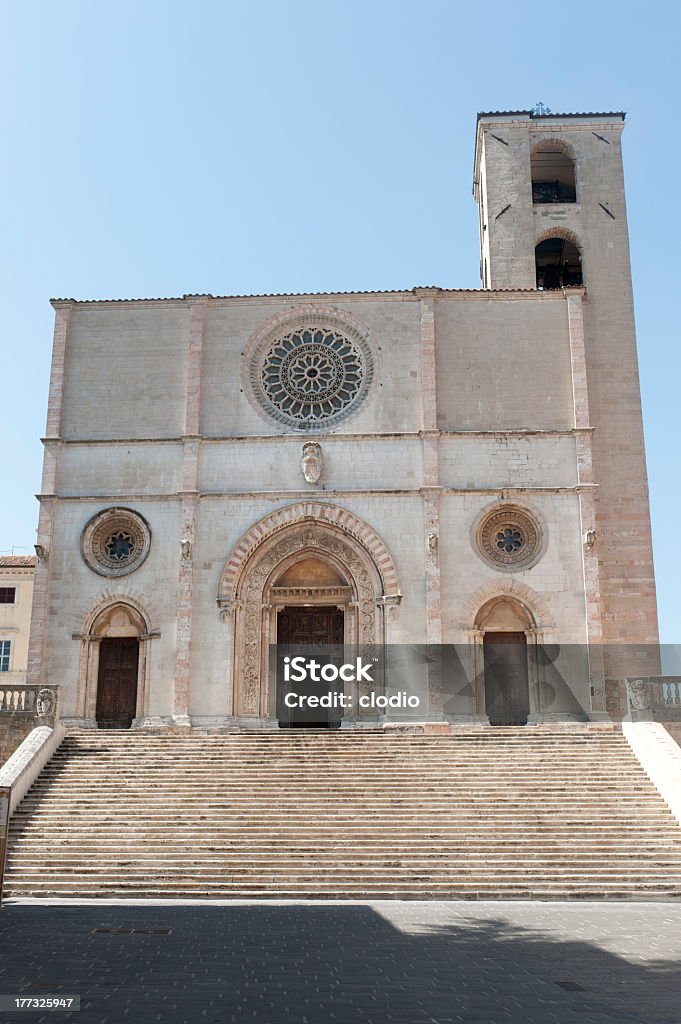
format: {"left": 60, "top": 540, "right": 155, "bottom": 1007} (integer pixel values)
{"left": 4, "top": 727, "right": 681, "bottom": 899}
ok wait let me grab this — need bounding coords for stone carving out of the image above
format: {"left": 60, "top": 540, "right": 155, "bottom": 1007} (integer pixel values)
{"left": 247, "top": 318, "right": 374, "bottom": 431}
{"left": 627, "top": 678, "right": 651, "bottom": 711}
{"left": 301, "top": 442, "right": 323, "bottom": 484}
{"left": 233, "top": 523, "right": 380, "bottom": 716}
{"left": 427, "top": 532, "right": 438, "bottom": 554}
{"left": 81, "top": 507, "right": 152, "bottom": 578}
{"left": 476, "top": 504, "right": 543, "bottom": 572}
{"left": 36, "top": 688, "right": 57, "bottom": 717}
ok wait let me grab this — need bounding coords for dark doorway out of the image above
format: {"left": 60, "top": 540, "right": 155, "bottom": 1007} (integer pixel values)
{"left": 277, "top": 606, "right": 344, "bottom": 729}
{"left": 483, "top": 632, "right": 530, "bottom": 726}
{"left": 95, "top": 638, "right": 139, "bottom": 729}
{"left": 278, "top": 606, "right": 344, "bottom": 646}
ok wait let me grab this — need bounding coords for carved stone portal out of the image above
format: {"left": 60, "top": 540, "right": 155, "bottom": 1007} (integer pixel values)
{"left": 231, "top": 522, "right": 384, "bottom": 717}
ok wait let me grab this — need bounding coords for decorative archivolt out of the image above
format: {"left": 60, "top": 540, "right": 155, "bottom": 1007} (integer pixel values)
{"left": 219, "top": 502, "right": 400, "bottom": 605}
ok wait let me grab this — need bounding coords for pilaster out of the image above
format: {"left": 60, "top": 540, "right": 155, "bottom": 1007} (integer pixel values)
{"left": 566, "top": 289, "right": 606, "bottom": 715}
{"left": 173, "top": 299, "right": 206, "bottom": 725}
{"left": 26, "top": 303, "right": 72, "bottom": 687}
{"left": 417, "top": 292, "right": 442, "bottom": 646}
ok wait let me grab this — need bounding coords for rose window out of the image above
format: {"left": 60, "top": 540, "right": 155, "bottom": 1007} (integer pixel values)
{"left": 476, "top": 505, "right": 543, "bottom": 571}
{"left": 250, "top": 322, "right": 373, "bottom": 430}
{"left": 81, "top": 508, "right": 151, "bottom": 577}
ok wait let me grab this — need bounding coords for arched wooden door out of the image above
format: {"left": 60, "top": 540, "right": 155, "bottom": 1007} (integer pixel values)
{"left": 95, "top": 637, "right": 139, "bottom": 729}
{"left": 483, "top": 632, "right": 530, "bottom": 726}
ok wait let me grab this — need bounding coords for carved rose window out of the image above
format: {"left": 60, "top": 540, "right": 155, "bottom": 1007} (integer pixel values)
{"left": 476, "top": 505, "right": 543, "bottom": 571}
{"left": 81, "top": 508, "right": 151, "bottom": 577}
{"left": 249, "top": 322, "right": 373, "bottom": 430}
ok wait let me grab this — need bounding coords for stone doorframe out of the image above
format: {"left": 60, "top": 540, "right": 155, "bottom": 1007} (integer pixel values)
{"left": 462, "top": 580, "right": 555, "bottom": 724}
{"left": 217, "top": 502, "right": 401, "bottom": 722}
{"left": 73, "top": 595, "right": 156, "bottom": 729}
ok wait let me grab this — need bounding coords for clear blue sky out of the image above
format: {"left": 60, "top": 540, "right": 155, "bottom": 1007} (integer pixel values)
{"left": 1, "top": 0, "right": 679, "bottom": 642}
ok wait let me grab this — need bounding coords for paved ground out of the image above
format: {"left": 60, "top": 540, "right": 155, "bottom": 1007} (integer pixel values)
{"left": 0, "top": 899, "right": 680, "bottom": 1024}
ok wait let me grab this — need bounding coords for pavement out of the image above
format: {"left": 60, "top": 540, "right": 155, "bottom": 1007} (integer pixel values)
{"left": 1, "top": 899, "right": 680, "bottom": 1024}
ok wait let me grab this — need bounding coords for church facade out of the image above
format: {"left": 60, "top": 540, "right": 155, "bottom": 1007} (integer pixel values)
{"left": 26, "top": 110, "right": 659, "bottom": 729}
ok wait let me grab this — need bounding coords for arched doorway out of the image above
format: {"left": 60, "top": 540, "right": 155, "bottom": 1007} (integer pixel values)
{"left": 77, "top": 601, "right": 150, "bottom": 729}
{"left": 476, "top": 597, "right": 535, "bottom": 726}
{"left": 218, "top": 503, "right": 401, "bottom": 725}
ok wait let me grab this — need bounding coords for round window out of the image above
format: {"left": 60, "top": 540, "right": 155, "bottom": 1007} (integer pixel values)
{"left": 248, "top": 321, "right": 373, "bottom": 430}
{"left": 81, "top": 508, "right": 151, "bottom": 577}
{"left": 476, "top": 505, "right": 543, "bottom": 571}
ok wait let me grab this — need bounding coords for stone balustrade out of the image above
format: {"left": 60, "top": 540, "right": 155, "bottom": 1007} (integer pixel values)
{"left": 0, "top": 685, "right": 59, "bottom": 718}
{"left": 626, "top": 678, "right": 681, "bottom": 718}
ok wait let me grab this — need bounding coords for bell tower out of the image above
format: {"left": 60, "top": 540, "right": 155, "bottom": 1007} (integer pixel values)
{"left": 474, "top": 109, "right": 659, "bottom": 651}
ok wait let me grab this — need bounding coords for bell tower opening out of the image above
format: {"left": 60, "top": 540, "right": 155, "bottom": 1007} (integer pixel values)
{"left": 531, "top": 147, "right": 576, "bottom": 204}
{"left": 535, "top": 237, "right": 582, "bottom": 289}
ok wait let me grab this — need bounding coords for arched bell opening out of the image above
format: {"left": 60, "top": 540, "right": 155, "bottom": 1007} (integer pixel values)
{"left": 535, "top": 237, "right": 583, "bottom": 289}
{"left": 531, "top": 147, "right": 577, "bottom": 204}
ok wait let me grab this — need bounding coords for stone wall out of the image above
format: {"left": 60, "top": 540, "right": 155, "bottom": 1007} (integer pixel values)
{"left": 0, "top": 717, "right": 38, "bottom": 767}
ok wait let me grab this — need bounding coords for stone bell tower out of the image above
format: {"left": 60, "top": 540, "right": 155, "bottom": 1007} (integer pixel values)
{"left": 473, "top": 109, "right": 659, "bottom": 664}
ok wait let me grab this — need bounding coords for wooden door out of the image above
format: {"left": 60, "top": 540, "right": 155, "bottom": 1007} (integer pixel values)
{"left": 278, "top": 607, "right": 344, "bottom": 646}
{"left": 96, "top": 638, "right": 139, "bottom": 729}
{"left": 483, "top": 632, "right": 530, "bottom": 725}
{"left": 277, "top": 606, "right": 344, "bottom": 728}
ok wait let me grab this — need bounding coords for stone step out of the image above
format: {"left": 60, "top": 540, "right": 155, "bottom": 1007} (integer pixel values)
{"left": 9, "top": 838, "right": 677, "bottom": 851}
{"left": 7, "top": 888, "right": 679, "bottom": 901}
{"left": 8, "top": 865, "right": 681, "bottom": 880}
{"left": 7, "top": 876, "right": 679, "bottom": 892}
{"left": 10, "top": 853, "right": 681, "bottom": 867}
{"left": 14, "top": 797, "right": 667, "bottom": 809}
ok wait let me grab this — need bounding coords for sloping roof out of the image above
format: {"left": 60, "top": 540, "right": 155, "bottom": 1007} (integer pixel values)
{"left": 0, "top": 556, "right": 37, "bottom": 568}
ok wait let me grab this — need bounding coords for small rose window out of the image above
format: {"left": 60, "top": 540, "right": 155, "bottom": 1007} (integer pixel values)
{"left": 476, "top": 505, "right": 543, "bottom": 571}
{"left": 81, "top": 509, "right": 151, "bottom": 577}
